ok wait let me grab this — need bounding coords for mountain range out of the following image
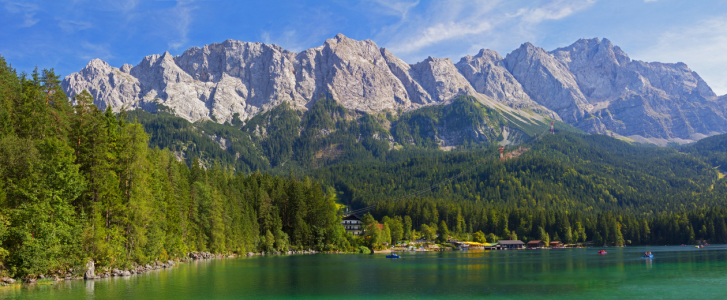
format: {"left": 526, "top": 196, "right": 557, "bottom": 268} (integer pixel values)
{"left": 62, "top": 34, "right": 727, "bottom": 146}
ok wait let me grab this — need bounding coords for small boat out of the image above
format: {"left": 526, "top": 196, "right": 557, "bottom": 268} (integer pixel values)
{"left": 643, "top": 254, "right": 653, "bottom": 258}
{"left": 598, "top": 250, "right": 607, "bottom": 255}
{"left": 386, "top": 254, "right": 400, "bottom": 259}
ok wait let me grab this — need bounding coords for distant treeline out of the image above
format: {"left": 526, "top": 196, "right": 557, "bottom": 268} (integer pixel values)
{"left": 367, "top": 198, "right": 727, "bottom": 247}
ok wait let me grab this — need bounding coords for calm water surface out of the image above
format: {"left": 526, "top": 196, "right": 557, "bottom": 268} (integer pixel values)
{"left": 2, "top": 245, "right": 727, "bottom": 299}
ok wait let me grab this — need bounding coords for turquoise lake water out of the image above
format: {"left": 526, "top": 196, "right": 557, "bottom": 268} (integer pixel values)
{"left": 2, "top": 245, "right": 727, "bottom": 299}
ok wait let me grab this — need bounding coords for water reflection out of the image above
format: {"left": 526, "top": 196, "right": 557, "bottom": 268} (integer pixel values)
{"left": 3, "top": 246, "right": 727, "bottom": 299}
{"left": 645, "top": 258, "right": 653, "bottom": 270}
{"left": 85, "top": 279, "right": 94, "bottom": 299}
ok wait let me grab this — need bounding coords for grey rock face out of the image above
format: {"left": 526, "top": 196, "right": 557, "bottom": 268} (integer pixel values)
{"left": 62, "top": 59, "right": 144, "bottom": 111}
{"left": 317, "top": 34, "right": 413, "bottom": 113}
{"left": 380, "top": 48, "right": 433, "bottom": 105}
{"left": 62, "top": 34, "right": 549, "bottom": 126}
{"left": 409, "top": 56, "right": 475, "bottom": 103}
{"left": 547, "top": 38, "right": 727, "bottom": 143}
{"left": 504, "top": 42, "right": 591, "bottom": 123}
{"left": 456, "top": 49, "right": 561, "bottom": 120}
{"left": 62, "top": 35, "right": 727, "bottom": 144}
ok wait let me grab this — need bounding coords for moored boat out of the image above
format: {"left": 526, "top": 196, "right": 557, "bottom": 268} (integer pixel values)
{"left": 386, "top": 254, "right": 400, "bottom": 259}
{"left": 598, "top": 250, "right": 607, "bottom": 255}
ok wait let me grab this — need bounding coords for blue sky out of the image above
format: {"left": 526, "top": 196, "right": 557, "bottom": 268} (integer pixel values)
{"left": 2, "top": 0, "right": 727, "bottom": 94}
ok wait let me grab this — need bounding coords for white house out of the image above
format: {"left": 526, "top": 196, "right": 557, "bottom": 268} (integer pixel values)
{"left": 341, "top": 215, "right": 363, "bottom": 235}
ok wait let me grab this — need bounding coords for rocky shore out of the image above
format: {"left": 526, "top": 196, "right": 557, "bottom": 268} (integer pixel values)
{"left": 245, "top": 249, "right": 318, "bottom": 257}
{"left": 0, "top": 249, "right": 320, "bottom": 286}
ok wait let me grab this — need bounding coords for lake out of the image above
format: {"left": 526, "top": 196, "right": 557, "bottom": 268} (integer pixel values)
{"left": 2, "top": 245, "right": 726, "bottom": 299}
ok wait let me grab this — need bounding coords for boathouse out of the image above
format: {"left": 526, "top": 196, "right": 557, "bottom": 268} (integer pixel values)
{"left": 498, "top": 240, "right": 525, "bottom": 249}
{"left": 550, "top": 241, "right": 563, "bottom": 248}
{"left": 483, "top": 243, "right": 503, "bottom": 250}
{"left": 341, "top": 215, "right": 363, "bottom": 235}
{"left": 527, "top": 240, "right": 546, "bottom": 248}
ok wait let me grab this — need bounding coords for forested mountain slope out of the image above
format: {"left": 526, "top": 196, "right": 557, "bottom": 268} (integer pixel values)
{"left": 313, "top": 133, "right": 725, "bottom": 215}
{"left": 682, "top": 134, "right": 727, "bottom": 175}
{"left": 129, "top": 95, "right": 573, "bottom": 173}
{"left": 124, "top": 86, "right": 726, "bottom": 216}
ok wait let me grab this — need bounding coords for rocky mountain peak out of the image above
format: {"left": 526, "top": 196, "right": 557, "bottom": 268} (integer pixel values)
{"left": 410, "top": 56, "right": 475, "bottom": 102}
{"left": 470, "top": 49, "right": 503, "bottom": 64}
{"left": 380, "top": 47, "right": 434, "bottom": 105}
{"left": 62, "top": 35, "right": 727, "bottom": 145}
{"left": 455, "top": 49, "right": 559, "bottom": 120}
{"left": 85, "top": 58, "right": 110, "bottom": 70}
{"left": 120, "top": 64, "right": 133, "bottom": 73}
{"left": 504, "top": 41, "right": 589, "bottom": 123}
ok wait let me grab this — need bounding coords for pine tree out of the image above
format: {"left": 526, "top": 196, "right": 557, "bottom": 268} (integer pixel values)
{"left": 403, "top": 215, "right": 412, "bottom": 240}
{"left": 437, "top": 220, "right": 449, "bottom": 243}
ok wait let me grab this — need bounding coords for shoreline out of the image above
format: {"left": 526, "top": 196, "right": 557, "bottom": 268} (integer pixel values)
{"left": 0, "top": 244, "right": 708, "bottom": 286}
{"left": 0, "top": 250, "right": 321, "bottom": 287}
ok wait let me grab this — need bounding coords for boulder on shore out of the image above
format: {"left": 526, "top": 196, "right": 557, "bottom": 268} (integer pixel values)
{"left": 1, "top": 277, "right": 15, "bottom": 284}
{"left": 84, "top": 260, "right": 96, "bottom": 279}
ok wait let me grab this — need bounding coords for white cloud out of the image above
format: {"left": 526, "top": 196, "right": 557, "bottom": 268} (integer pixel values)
{"left": 368, "top": 0, "right": 419, "bottom": 19}
{"left": 111, "top": 0, "right": 138, "bottom": 12}
{"left": 257, "top": 7, "right": 344, "bottom": 52}
{"left": 512, "top": 0, "right": 595, "bottom": 24}
{"left": 377, "top": 0, "right": 500, "bottom": 55}
{"left": 390, "top": 21, "right": 493, "bottom": 54}
{"left": 79, "top": 42, "right": 113, "bottom": 61}
{"left": 58, "top": 19, "right": 93, "bottom": 33}
{"left": 3, "top": 1, "right": 40, "bottom": 27}
{"left": 635, "top": 15, "right": 727, "bottom": 95}
{"left": 261, "top": 31, "right": 271, "bottom": 44}
{"left": 166, "top": 0, "right": 197, "bottom": 50}
{"left": 260, "top": 29, "right": 304, "bottom": 50}
{"left": 376, "top": 0, "right": 595, "bottom": 60}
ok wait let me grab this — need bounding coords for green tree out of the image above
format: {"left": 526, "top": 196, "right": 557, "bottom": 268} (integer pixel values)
{"left": 473, "top": 231, "right": 486, "bottom": 243}
{"left": 437, "top": 220, "right": 449, "bottom": 243}
{"left": 403, "top": 215, "right": 412, "bottom": 240}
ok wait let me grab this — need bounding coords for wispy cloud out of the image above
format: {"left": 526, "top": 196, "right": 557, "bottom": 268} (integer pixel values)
{"left": 258, "top": 6, "right": 345, "bottom": 52}
{"left": 376, "top": 0, "right": 595, "bottom": 61}
{"left": 635, "top": 15, "right": 727, "bottom": 95}
{"left": 167, "top": 0, "right": 197, "bottom": 50}
{"left": 110, "top": 0, "right": 139, "bottom": 13}
{"left": 79, "top": 42, "right": 114, "bottom": 61}
{"left": 368, "top": 0, "right": 419, "bottom": 19}
{"left": 390, "top": 21, "right": 493, "bottom": 54}
{"left": 511, "top": 0, "right": 595, "bottom": 24}
{"left": 58, "top": 19, "right": 93, "bottom": 33}
{"left": 3, "top": 1, "right": 40, "bottom": 27}
{"left": 378, "top": 0, "right": 500, "bottom": 54}
{"left": 261, "top": 29, "right": 304, "bottom": 50}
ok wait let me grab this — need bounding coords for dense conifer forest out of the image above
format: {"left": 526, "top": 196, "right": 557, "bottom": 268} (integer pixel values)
{"left": 0, "top": 57, "right": 347, "bottom": 279}
{"left": 2, "top": 55, "right": 727, "bottom": 280}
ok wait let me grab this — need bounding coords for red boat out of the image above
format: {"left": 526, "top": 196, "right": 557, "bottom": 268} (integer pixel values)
{"left": 598, "top": 250, "right": 607, "bottom": 255}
